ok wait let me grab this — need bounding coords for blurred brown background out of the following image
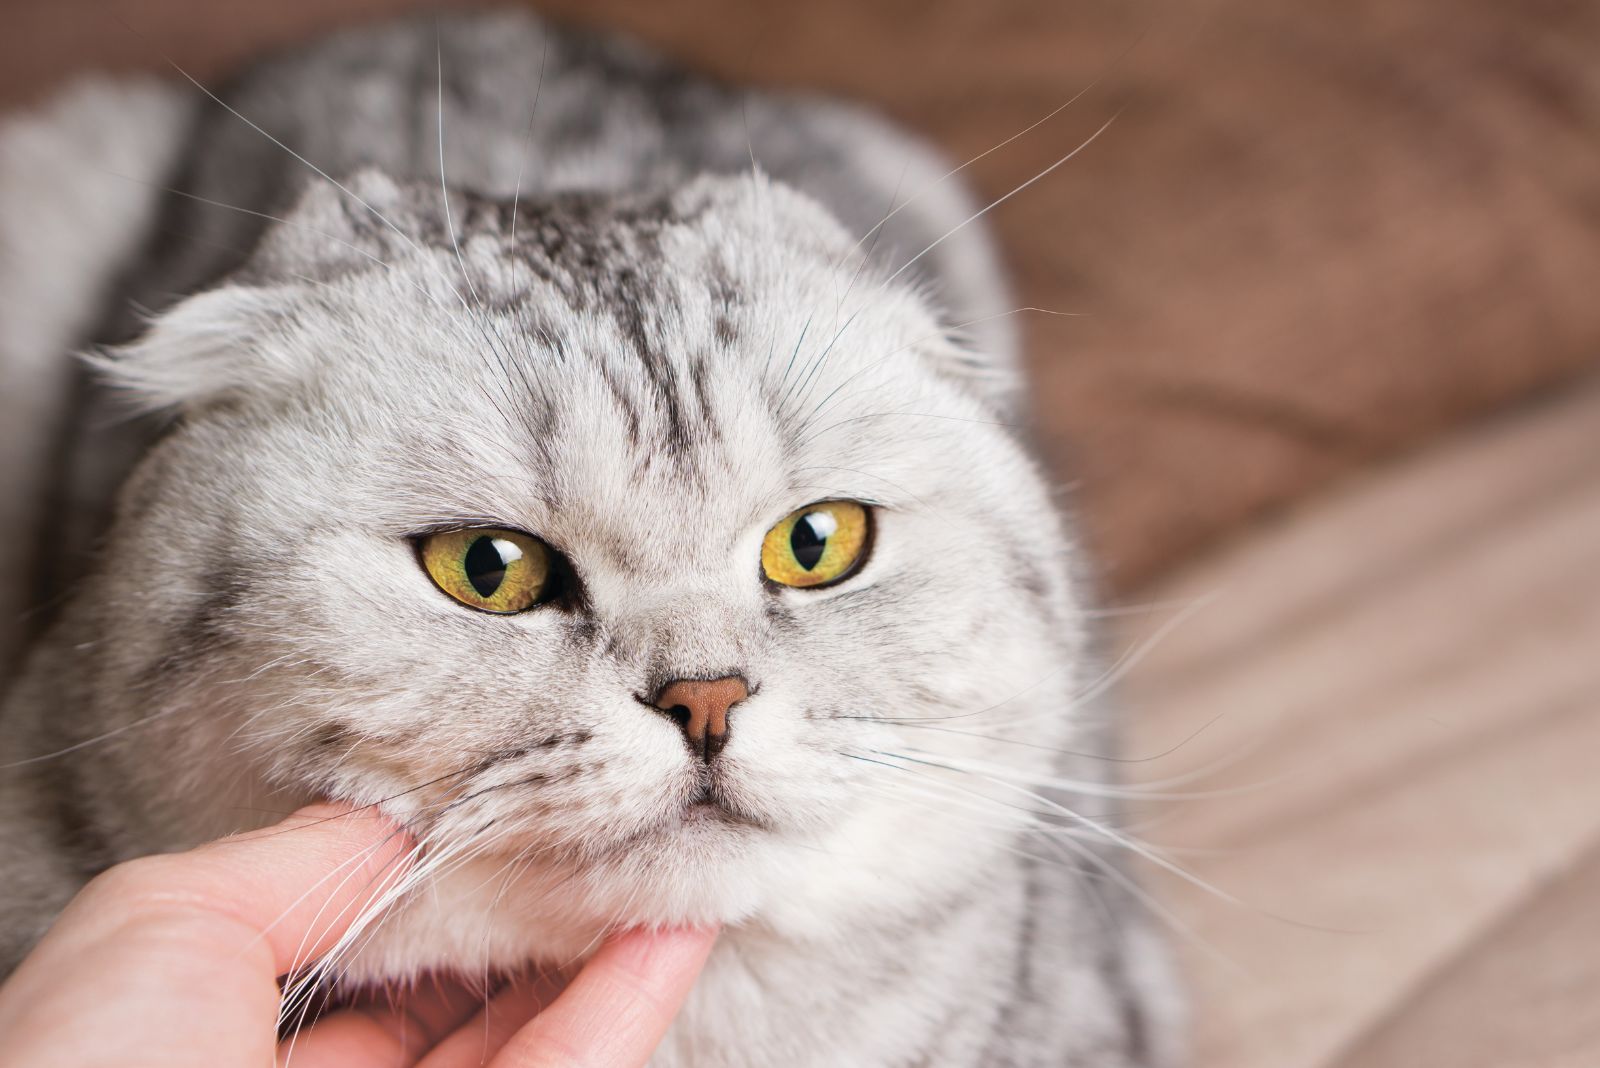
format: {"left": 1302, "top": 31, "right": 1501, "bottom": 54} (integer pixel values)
{"left": 6, "top": 2, "right": 1600, "bottom": 1066}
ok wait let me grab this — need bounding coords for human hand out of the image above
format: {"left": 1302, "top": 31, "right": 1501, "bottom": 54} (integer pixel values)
{"left": 0, "top": 805, "right": 717, "bottom": 1067}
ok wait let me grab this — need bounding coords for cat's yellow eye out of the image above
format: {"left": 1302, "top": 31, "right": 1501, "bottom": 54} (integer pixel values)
{"left": 418, "top": 528, "right": 554, "bottom": 613}
{"left": 761, "top": 501, "right": 871, "bottom": 589}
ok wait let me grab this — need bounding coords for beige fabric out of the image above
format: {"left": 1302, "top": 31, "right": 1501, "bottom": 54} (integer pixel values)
{"left": 1120, "top": 376, "right": 1600, "bottom": 1067}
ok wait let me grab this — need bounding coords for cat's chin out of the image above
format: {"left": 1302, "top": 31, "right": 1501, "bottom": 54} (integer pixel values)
{"left": 331, "top": 773, "right": 1022, "bottom": 986}
{"left": 332, "top": 820, "right": 780, "bottom": 986}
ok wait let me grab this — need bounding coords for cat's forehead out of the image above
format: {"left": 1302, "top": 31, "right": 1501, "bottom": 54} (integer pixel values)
{"left": 315, "top": 179, "right": 943, "bottom": 452}
{"left": 222, "top": 172, "right": 969, "bottom": 563}
{"left": 242, "top": 172, "right": 953, "bottom": 437}
{"left": 368, "top": 277, "right": 914, "bottom": 567}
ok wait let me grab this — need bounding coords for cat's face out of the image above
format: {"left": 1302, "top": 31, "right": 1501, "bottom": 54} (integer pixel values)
{"left": 100, "top": 173, "right": 1086, "bottom": 967}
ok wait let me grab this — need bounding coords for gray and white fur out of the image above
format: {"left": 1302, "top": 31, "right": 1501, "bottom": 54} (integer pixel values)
{"left": 0, "top": 11, "right": 1181, "bottom": 1065}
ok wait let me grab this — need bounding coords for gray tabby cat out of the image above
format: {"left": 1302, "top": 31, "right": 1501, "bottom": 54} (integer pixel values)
{"left": 0, "top": 10, "right": 1181, "bottom": 1065}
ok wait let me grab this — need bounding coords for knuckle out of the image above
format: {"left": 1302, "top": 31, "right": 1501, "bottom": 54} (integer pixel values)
{"left": 79, "top": 854, "right": 223, "bottom": 926}
{"left": 82, "top": 855, "right": 180, "bottom": 905}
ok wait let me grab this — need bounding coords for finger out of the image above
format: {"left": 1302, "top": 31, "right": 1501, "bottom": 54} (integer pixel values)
{"left": 416, "top": 969, "right": 571, "bottom": 1068}
{"left": 0, "top": 804, "right": 412, "bottom": 1068}
{"left": 280, "top": 1010, "right": 425, "bottom": 1068}
{"left": 33, "top": 803, "right": 414, "bottom": 975}
{"left": 284, "top": 975, "right": 491, "bottom": 1068}
{"left": 491, "top": 928, "right": 718, "bottom": 1068}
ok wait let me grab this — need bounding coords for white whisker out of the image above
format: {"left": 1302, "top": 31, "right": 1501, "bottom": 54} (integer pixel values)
{"left": 436, "top": 38, "right": 482, "bottom": 306}
{"left": 880, "top": 112, "right": 1121, "bottom": 291}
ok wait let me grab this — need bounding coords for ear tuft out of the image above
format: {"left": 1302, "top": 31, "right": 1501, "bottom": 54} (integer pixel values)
{"left": 89, "top": 284, "right": 303, "bottom": 411}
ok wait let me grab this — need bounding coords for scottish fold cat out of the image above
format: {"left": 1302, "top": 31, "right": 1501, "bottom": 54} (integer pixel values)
{"left": 0, "top": 11, "right": 1180, "bottom": 1065}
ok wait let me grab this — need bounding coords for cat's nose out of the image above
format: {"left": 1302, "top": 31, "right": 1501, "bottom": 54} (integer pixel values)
{"left": 650, "top": 676, "right": 749, "bottom": 762}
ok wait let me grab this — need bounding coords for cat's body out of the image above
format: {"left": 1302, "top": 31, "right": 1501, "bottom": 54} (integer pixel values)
{"left": 0, "top": 11, "right": 1179, "bottom": 1065}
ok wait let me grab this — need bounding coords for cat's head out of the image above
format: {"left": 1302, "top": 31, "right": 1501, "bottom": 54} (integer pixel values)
{"left": 96, "top": 170, "right": 1089, "bottom": 967}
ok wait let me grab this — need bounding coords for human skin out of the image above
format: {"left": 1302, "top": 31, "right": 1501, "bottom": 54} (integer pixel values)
{"left": 0, "top": 804, "right": 717, "bottom": 1068}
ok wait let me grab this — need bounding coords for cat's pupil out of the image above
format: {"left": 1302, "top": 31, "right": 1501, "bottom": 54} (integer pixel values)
{"left": 790, "top": 512, "right": 835, "bottom": 571}
{"left": 463, "top": 536, "right": 510, "bottom": 597}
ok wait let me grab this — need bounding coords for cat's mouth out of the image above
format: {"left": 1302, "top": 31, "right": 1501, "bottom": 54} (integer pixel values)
{"left": 675, "top": 783, "right": 768, "bottom": 832}
{"left": 583, "top": 782, "right": 770, "bottom": 864}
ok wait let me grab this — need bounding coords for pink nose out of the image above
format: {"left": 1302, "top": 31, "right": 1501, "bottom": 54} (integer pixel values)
{"left": 651, "top": 676, "right": 749, "bottom": 762}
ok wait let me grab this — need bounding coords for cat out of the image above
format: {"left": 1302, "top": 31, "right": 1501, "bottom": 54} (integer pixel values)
{"left": 0, "top": 10, "right": 1181, "bottom": 1065}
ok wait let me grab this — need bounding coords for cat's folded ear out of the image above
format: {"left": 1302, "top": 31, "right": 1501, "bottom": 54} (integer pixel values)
{"left": 87, "top": 283, "right": 309, "bottom": 411}
{"left": 918, "top": 324, "right": 1025, "bottom": 415}
{"left": 906, "top": 240, "right": 1025, "bottom": 417}
{"left": 89, "top": 171, "right": 425, "bottom": 410}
